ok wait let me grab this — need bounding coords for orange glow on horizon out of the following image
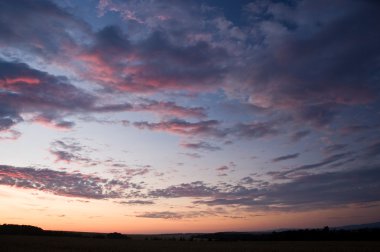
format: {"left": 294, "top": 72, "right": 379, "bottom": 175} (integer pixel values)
{"left": 2, "top": 185, "right": 380, "bottom": 234}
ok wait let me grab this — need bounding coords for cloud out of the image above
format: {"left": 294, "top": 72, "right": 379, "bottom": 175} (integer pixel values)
{"left": 241, "top": 0, "right": 380, "bottom": 126}
{"left": 195, "top": 166, "right": 380, "bottom": 211}
{"left": 0, "top": 165, "right": 119, "bottom": 199}
{"left": 340, "top": 124, "right": 373, "bottom": 135}
{"left": 49, "top": 139, "right": 94, "bottom": 164}
{"left": 92, "top": 99, "right": 206, "bottom": 119}
{"left": 31, "top": 114, "right": 75, "bottom": 130}
{"left": 216, "top": 165, "right": 230, "bottom": 177}
{"left": 270, "top": 152, "right": 354, "bottom": 179}
{"left": 118, "top": 200, "right": 154, "bottom": 205}
{"left": 272, "top": 153, "right": 299, "bottom": 163}
{"left": 149, "top": 181, "right": 218, "bottom": 198}
{"left": 133, "top": 118, "right": 225, "bottom": 137}
{"left": 2, "top": 0, "right": 379, "bottom": 133}
{"left": 231, "top": 122, "right": 278, "bottom": 139}
{"left": 1, "top": 58, "right": 208, "bottom": 134}
{"left": 124, "top": 168, "right": 150, "bottom": 180}
{"left": 180, "top": 141, "right": 221, "bottom": 151}
{"left": 0, "top": 0, "right": 89, "bottom": 58}
{"left": 240, "top": 177, "right": 255, "bottom": 185}
{"left": 0, "top": 129, "right": 21, "bottom": 141}
{"left": 0, "top": 102, "right": 23, "bottom": 132}
{"left": 133, "top": 118, "right": 282, "bottom": 140}
{"left": 216, "top": 166, "right": 229, "bottom": 171}
{"left": 180, "top": 153, "right": 202, "bottom": 159}
{"left": 365, "top": 141, "right": 380, "bottom": 157}
{"left": 79, "top": 24, "right": 229, "bottom": 93}
{"left": 0, "top": 59, "right": 95, "bottom": 131}
{"left": 135, "top": 100, "right": 206, "bottom": 119}
{"left": 323, "top": 144, "right": 348, "bottom": 154}
{"left": 136, "top": 211, "right": 209, "bottom": 219}
{"left": 136, "top": 211, "right": 183, "bottom": 219}
{"left": 3, "top": 0, "right": 376, "bottom": 140}
{"left": 290, "top": 130, "right": 310, "bottom": 142}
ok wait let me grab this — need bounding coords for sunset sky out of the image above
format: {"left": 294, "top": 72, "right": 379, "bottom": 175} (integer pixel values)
{"left": 0, "top": 0, "right": 380, "bottom": 234}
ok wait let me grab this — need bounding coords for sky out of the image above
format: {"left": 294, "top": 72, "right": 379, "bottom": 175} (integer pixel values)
{"left": 0, "top": 0, "right": 380, "bottom": 234}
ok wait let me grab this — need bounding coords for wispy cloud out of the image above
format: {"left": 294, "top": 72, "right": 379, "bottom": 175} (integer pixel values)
{"left": 272, "top": 153, "right": 300, "bottom": 163}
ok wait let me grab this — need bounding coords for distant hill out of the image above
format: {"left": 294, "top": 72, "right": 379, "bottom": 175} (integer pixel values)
{"left": 0, "top": 224, "right": 129, "bottom": 239}
{"left": 2, "top": 222, "right": 380, "bottom": 241}
{"left": 334, "top": 222, "right": 380, "bottom": 230}
{"left": 0, "top": 224, "right": 44, "bottom": 235}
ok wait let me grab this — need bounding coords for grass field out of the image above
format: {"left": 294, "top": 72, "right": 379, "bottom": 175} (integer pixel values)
{"left": 1, "top": 235, "right": 380, "bottom": 252}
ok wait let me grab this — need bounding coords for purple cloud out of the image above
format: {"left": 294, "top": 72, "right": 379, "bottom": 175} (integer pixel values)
{"left": 0, "top": 165, "right": 119, "bottom": 199}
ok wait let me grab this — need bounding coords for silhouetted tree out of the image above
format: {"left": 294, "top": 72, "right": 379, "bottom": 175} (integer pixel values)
{"left": 106, "top": 232, "right": 129, "bottom": 239}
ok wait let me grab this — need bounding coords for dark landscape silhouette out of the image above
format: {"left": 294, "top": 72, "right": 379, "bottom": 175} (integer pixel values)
{"left": 1, "top": 222, "right": 380, "bottom": 241}
{"left": 1, "top": 223, "right": 380, "bottom": 251}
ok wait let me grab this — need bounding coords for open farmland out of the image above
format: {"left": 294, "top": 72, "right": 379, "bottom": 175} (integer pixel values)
{"left": 1, "top": 235, "right": 380, "bottom": 252}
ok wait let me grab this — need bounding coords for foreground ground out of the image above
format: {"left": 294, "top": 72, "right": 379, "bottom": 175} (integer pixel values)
{"left": 1, "top": 235, "right": 380, "bottom": 252}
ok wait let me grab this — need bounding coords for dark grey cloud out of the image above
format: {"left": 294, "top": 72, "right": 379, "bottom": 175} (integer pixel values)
{"left": 0, "top": 104, "right": 22, "bottom": 131}
{"left": 118, "top": 200, "right": 154, "bottom": 205}
{"left": 216, "top": 166, "right": 229, "bottom": 171}
{"left": 270, "top": 152, "right": 354, "bottom": 179}
{"left": 133, "top": 118, "right": 281, "bottom": 140}
{"left": 340, "top": 124, "right": 373, "bottom": 135}
{"left": 240, "top": 176, "right": 255, "bottom": 185}
{"left": 80, "top": 24, "right": 229, "bottom": 93}
{"left": 323, "top": 144, "right": 348, "bottom": 154}
{"left": 216, "top": 165, "right": 230, "bottom": 177}
{"left": 180, "top": 152, "right": 202, "bottom": 159}
{"left": 296, "top": 105, "right": 337, "bottom": 128}
{"left": 195, "top": 166, "right": 380, "bottom": 211}
{"left": 290, "top": 130, "right": 310, "bottom": 142}
{"left": 0, "top": 0, "right": 89, "bottom": 58}
{"left": 272, "top": 153, "right": 299, "bottom": 163}
{"left": 124, "top": 168, "right": 150, "bottom": 180}
{"left": 242, "top": 0, "right": 380, "bottom": 127}
{"left": 136, "top": 211, "right": 208, "bottom": 219}
{"left": 180, "top": 141, "right": 221, "bottom": 151}
{"left": 231, "top": 122, "right": 278, "bottom": 139}
{"left": 49, "top": 139, "right": 94, "bottom": 164}
{"left": 366, "top": 141, "right": 380, "bottom": 157}
{"left": 149, "top": 181, "right": 218, "bottom": 198}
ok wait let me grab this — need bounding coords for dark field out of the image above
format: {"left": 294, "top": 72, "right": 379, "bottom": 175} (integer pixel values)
{"left": 1, "top": 235, "right": 380, "bottom": 252}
